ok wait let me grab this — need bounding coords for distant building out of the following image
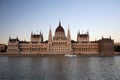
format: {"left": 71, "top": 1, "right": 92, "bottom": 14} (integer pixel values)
{"left": 0, "top": 44, "right": 7, "bottom": 52}
{"left": 7, "top": 21, "right": 115, "bottom": 55}
{"left": 114, "top": 42, "right": 120, "bottom": 52}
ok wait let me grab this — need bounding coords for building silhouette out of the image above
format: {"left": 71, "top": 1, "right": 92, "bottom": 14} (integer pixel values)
{"left": 7, "top": 21, "right": 114, "bottom": 55}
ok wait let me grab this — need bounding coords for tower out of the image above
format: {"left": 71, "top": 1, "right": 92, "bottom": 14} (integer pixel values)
{"left": 48, "top": 26, "right": 52, "bottom": 42}
{"left": 67, "top": 25, "right": 72, "bottom": 53}
{"left": 67, "top": 25, "right": 71, "bottom": 41}
{"left": 30, "top": 31, "right": 43, "bottom": 43}
{"left": 77, "top": 30, "right": 81, "bottom": 42}
{"left": 77, "top": 30, "right": 89, "bottom": 43}
{"left": 48, "top": 26, "right": 52, "bottom": 52}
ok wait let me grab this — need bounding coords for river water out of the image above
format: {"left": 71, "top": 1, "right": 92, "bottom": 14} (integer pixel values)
{"left": 0, "top": 56, "right": 120, "bottom": 80}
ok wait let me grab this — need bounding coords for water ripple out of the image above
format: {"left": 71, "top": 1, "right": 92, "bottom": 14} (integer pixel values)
{"left": 0, "top": 56, "right": 120, "bottom": 80}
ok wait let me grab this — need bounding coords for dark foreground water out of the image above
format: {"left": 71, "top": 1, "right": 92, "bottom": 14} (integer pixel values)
{"left": 0, "top": 56, "right": 120, "bottom": 80}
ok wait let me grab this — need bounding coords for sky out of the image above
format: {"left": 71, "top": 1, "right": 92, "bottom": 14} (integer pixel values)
{"left": 0, "top": 0, "right": 120, "bottom": 44}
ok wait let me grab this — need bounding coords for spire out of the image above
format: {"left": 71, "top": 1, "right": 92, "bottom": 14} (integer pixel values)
{"left": 87, "top": 30, "right": 89, "bottom": 35}
{"left": 41, "top": 32, "right": 43, "bottom": 42}
{"left": 109, "top": 36, "right": 111, "bottom": 39}
{"left": 77, "top": 30, "right": 81, "bottom": 42}
{"left": 48, "top": 25, "right": 52, "bottom": 42}
{"left": 67, "top": 25, "right": 71, "bottom": 41}
{"left": 9, "top": 36, "right": 11, "bottom": 41}
{"left": 77, "top": 30, "right": 80, "bottom": 36}
{"left": 40, "top": 30, "right": 41, "bottom": 35}
{"left": 102, "top": 36, "right": 104, "bottom": 39}
{"left": 59, "top": 20, "right": 61, "bottom": 26}
{"left": 16, "top": 36, "right": 18, "bottom": 39}
{"left": 31, "top": 31, "right": 33, "bottom": 36}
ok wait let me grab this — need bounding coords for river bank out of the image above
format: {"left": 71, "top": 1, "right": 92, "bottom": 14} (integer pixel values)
{"left": 0, "top": 52, "right": 120, "bottom": 57}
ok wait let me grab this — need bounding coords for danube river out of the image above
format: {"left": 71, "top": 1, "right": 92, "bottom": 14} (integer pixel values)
{"left": 0, "top": 56, "right": 120, "bottom": 80}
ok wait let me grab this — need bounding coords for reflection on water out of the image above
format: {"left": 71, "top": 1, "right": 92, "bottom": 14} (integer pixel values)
{"left": 0, "top": 56, "right": 120, "bottom": 80}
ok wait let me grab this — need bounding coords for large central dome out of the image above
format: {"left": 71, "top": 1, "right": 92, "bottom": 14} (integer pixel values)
{"left": 55, "top": 21, "right": 64, "bottom": 32}
{"left": 53, "top": 21, "right": 66, "bottom": 40}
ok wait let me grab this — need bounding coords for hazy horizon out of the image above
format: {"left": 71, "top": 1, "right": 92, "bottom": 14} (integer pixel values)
{"left": 0, "top": 0, "right": 120, "bottom": 44}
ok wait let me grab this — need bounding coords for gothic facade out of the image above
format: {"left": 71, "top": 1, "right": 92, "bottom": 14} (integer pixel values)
{"left": 7, "top": 21, "right": 115, "bottom": 55}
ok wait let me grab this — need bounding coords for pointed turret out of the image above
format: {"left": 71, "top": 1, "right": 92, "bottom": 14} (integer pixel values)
{"left": 40, "top": 30, "right": 41, "bottom": 35}
{"left": 31, "top": 31, "right": 33, "bottom": 36}
{"left": 48, "top": 25, "right": 52, "bottom": 42}
{"left": 77, "top": 30, "right": 80, "bottom": 36}
{"left": 59, "top": 20, "right": 61, "bottom": 26}
{"left": 9, "top": 36, "right": 11, "bottom": 41}
{"left": 109, "top": 36, "right": 111, "bottom": 39}
{"left": 16, "top": 36, "right": 18, "bottom": 40}
{"left": 102, "top": 36, "right": 104, "bottom": 39}
{"left": 87, "top": 30, "right": 89, "bottom": 35}
{"left": 41, "top": 32, "right": 43, "bottom": 42}
{"left": 77, "top": 30, "right": 81, "bottom": 42}
{"left": 67, "top": 25, "right": 71, "bottom": 41}
{"left": 67, "top": 25, "right": 72, "bottom": 53}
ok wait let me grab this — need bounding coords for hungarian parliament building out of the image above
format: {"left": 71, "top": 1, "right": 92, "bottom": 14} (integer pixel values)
{"left": 7, "top": 21, "right": 115, "bottom": 55}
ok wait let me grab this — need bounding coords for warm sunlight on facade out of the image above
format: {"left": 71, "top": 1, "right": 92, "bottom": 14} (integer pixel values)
{"left": 7, "top": 21, "right": 114, "bottom": 55}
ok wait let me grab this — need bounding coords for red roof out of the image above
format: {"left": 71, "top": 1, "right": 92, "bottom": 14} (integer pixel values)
{"left": 55, "top": 26, "right": 64, "bottom": 32}
{"left": 55, "top": 21, "right": 65, "bottom": 32}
